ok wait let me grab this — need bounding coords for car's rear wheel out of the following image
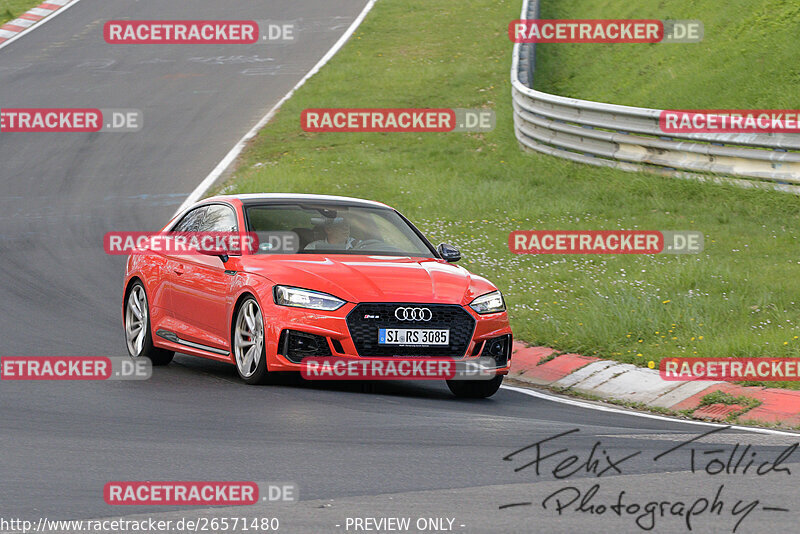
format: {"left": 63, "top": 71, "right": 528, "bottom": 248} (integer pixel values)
{"left": 446, "top": 375, "right": 504, "bottom": 398}
{"left": 233, "top": 297, "right": 269, "bottom": 384}
{"left": 124, "top": 282, "right": 174, "bottom": 365}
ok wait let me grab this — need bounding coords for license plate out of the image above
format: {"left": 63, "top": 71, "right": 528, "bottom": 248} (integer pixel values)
{"left": 378, "top": 328, "right": 450, "bottom": 346}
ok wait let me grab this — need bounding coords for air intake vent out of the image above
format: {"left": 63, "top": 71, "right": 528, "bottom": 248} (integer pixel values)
{"left": 481, "top": 334, "right": 512, "bottom": 367}
{"left": 278, "top": 330, "right": 332, "bottom": 363}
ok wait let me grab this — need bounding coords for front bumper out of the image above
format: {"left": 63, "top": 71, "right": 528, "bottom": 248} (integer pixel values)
{"left": 262, "top": 301, "right": 512, "bottom": 375}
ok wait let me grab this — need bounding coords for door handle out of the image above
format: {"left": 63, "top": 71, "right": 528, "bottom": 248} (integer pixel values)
{"left": 173, "top": 264, "right": 185, "bottom": 276}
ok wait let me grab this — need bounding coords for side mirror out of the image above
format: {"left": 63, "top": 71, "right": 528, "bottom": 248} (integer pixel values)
{"left": 437, "top": 243, "right": 461, "bottom": 263}
{"left": 198, "top": 248, "right": 230, "bottom": 263}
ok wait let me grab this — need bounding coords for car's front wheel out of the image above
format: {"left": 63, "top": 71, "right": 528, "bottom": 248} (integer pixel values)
{"left": 446, "top": 375, "right": 504, "bottom": 398}
{"left": 233, "top": 297, "right": 269, "bottom": 384}
{"left": 124, "top": 282, "right": 174, "bottom": 365}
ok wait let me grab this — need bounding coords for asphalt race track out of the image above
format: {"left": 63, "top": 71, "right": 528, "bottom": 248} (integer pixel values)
{"left": 0, "top": 2, "right": 799, "bottom": 533}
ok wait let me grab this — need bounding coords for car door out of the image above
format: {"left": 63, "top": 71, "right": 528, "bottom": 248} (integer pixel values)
{"left": 159, "top": 206, "right": 206, "bottom": 336}
{"left": 169, "top": 204, "right": 238, "bottom": 351}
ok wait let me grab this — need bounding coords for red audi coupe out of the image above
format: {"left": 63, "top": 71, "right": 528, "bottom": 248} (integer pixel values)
{"left": 122, "top": 194, "right": 512, "bottom": 397}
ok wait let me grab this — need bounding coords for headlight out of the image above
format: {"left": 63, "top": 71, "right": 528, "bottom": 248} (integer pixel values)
{"left": 274, "top": 286, "right": 346, "bottom": 311}
{"left": 469, "top": 290, "right": 506, "bottom": 314}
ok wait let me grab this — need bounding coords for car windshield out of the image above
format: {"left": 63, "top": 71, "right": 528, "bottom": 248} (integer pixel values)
{"left": 245, "top": 203, "right": 436, "bottom": 257}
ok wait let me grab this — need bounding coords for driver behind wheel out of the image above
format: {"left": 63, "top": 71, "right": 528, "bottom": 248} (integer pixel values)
{"left": 304, "top": 217, "right": 359, "bottom": 251}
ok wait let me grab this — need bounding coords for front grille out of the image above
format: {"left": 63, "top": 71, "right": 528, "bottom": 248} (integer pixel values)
{"left": 346, "top": 303, "right": 476, "bottom": 357}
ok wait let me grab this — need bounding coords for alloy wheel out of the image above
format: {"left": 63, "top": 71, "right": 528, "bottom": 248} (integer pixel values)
{"left": 125, "top": 285, "right": 148, "bottom": 356}
{"left": 234, "top": 299, "right": 264, "bottom": 378}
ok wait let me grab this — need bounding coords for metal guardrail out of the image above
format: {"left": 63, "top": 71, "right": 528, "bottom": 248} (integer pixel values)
{"left": 511, "top": 0, "right": 800, "bottom": 191}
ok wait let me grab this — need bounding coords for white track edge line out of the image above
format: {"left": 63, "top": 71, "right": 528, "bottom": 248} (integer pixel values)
{"left": 501, "top": 384, "right": 800, "bottom": 437}
{"left": 0, "top": 0, "right": 82, "bottom": 52}
{"left": 174, "top": 0, "right": 378, "bottom": 217}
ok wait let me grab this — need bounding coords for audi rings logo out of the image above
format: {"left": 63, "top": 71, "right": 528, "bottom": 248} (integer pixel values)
{"left": 394, "top": 307, "right": 433, "bottom": 321}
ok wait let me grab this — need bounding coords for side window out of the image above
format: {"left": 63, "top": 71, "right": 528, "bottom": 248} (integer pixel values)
{"left": 199, "top": 205, "right": 238, "bottom": 232}
{"left": 172, "top": 207, "right": 207, "bottom": 232}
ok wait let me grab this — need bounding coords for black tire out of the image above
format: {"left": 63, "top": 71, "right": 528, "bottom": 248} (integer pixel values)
{"left": 232, "top": 297, "right": 270, "bottom": 385}
{"left": 446, "top": 375, "right": 504, "bottom": 399}
{"left": 124, "top": 281, "right": 174, "bottom": 366}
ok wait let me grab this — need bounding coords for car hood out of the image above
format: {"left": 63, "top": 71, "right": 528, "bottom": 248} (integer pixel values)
{"left": 238, "top": 255, "right": 497, "bottom": 304}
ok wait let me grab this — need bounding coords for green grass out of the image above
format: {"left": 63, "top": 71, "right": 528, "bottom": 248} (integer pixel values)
{"left": 698, "top": 391, "right": 762, "bottom": 421}
{"left": 218, "top": 0, "right": 800, "bottom": 387}
{"left": 698, "top": 391, "right": 761, "bottom": 413}
{"left": 698, "top": 391, "right": 760, "bottom": 409}
{"left": 0, "top": 0, "right": 40, "bottom": 25}
{"left": 535, "top": 0, "right": 800, "bottom": 108}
